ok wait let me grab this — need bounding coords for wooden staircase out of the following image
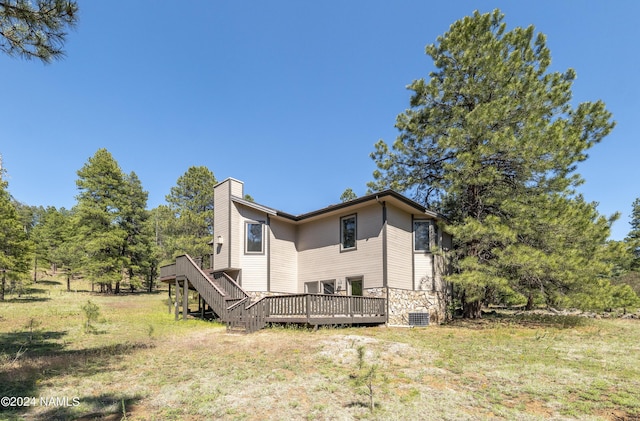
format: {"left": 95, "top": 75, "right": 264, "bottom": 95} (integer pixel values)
{"left": 173, "top": 255, "right": 266, "bottom": 333}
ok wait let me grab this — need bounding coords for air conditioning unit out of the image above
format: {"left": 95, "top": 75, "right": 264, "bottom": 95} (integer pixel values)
{"left": 409, "top": 312, "right": 430, "bottom": 327}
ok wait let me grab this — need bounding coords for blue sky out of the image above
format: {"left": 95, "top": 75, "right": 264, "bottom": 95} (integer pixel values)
{"left": 1, "top": 1, "right": 638, "bottom": 240}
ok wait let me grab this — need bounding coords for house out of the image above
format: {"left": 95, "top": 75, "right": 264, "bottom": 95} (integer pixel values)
{"left": 161, "top": 177, "right": 452, "bottom": 332}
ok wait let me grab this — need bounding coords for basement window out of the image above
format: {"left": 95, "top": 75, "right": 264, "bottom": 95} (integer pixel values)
{"left": 304, "top": 281, "right": 319, "bottom": 294}
{"left": 321, "top": 280, "right": 335, "bottom": 295}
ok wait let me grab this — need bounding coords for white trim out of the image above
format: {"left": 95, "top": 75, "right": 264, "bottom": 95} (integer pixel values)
{"left": 232, "top": 195, "right": 278, "bottom": 216}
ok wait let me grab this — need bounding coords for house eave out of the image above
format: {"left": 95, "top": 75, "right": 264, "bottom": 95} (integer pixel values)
{"left": 231, "top": 195, "right": 278, "bottom": 216}
{"left": 228, "top": 188, "right": 446, "bottom": 224}
{"left": 274, "top": 190, "right": 446, "bottom": 223}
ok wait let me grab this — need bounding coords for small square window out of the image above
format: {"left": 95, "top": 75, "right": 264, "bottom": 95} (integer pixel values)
{"left": 341, "top": 214, "right": 356, "bottom": 251}
{"left": 245, "top": 222, "right": 264, "bottom": 254}
{"left": 321, "top": 280, "right": 335, "bottom": 295}
{"left": 305, "top": 281, "right": 319, "bottom": 293}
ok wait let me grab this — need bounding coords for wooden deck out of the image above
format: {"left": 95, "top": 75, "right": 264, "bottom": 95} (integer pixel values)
{"left": 259, "top": 293, "right": 386, "bottom": 326}
{"left": 160, "top": 257, "right": 386, "bottom": 332}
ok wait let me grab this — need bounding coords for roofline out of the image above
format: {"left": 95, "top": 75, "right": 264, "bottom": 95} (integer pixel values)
{"left": 224, "top": 180, "right": 446, "bottom": 223}
{"left": 274, "top": 190, "right": 446, "bottom": 222}
{"left": 231, "top": 195, "right": 278, "bottom": 216}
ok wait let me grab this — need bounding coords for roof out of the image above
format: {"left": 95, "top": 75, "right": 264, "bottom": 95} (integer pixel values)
{"left": 231, "top": 189, "right": 446, "bottom": 224}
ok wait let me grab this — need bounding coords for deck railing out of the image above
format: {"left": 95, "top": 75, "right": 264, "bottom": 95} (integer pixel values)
{"left": 227, "top": 297, "right": 268, "bottom": 333}
{"left": 159, "top": 263, "right": 176, "bottom": 279}
{"left": 260, "top": 294, "right": 386, "bottom": 321}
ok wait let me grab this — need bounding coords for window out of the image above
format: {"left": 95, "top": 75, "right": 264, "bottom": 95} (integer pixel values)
{"left": 341, "top": 214, "right": 356, "bottom": 251}
{"left": 414, "top": 220, "right": 430, "bottom": 252}
{"left": 305, "top": 280, "right": 335, "bottom": 294}
{"left": 245, "top": 222, "right": 264, "bottom": 253}
{"left": 321, "top": 280, "right": 335, "bottom": 295}
{"left": 304, "top": 281, "right": 319, "bottom": 293}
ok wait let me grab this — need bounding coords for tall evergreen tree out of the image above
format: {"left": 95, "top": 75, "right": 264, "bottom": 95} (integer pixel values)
{"left": 121, "top": 171, "right": 157, "bottom": 291}
{"left": 31, "top": 206, "right": 80, "bottom": 290}
{"left": 161, "top": 166, "right": 217, "bottom": 266}
{"left": 625, "top": 198, "right": 640, "bottom": 269}
{"left": 369, "top": 10, "right": 615, "bottom": 317}
{"left": 0, "top": 179, "right": 32, "bottom": 300}
{"left": 74, "top": 149, "right": 128, "bottom": 293}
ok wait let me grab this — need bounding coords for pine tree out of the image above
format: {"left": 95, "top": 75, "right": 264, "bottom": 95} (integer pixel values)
{"left": 369, "top": 10, "right": 615, "bottom": 317}
{"left": 340, "top": 188, "right": 358, "bottom": 203}
{"left": 74, "top": 149, "right": 128, "bottom": 293}
{"left": 120, "top": 171, "right": 157, "bottom": 291}
{"left": 0, "top": 0, "right": 78, "bottom": 62}
{"left": 161, "top": 166, "right": 217, "bottom": 266}
{"left": 0, "top": 179, "right": 32, "bottom": 300}
{"left": 625, "top": 198, "right": 640, "bottom": 269}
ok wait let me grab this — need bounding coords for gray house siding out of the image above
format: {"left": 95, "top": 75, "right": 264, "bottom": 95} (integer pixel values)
{"left": 385, "top": 204, "right": 414, "bottom": 290}
{"left": 236, "top": 203, "right": 269, "bottom": 291}
{"left": 297, "top": 203, "right": 384, "bottom": 292}
{"left": 269, "top": 218, "right": 298, "bottom": 293}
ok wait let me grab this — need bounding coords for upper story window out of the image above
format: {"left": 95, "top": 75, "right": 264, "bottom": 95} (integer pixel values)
{"left": 414, "top": 220, "right": 431, "bottom": 252}
{"left": 245, "top": 221, "right": 264, "bottom": 254}
{"left": 341, "top": 214, "right": 357, "bottom": 251}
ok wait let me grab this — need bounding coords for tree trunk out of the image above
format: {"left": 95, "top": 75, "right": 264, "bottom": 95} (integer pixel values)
{"left": 462, "top": 300, "right": 483, "bottom": 318}
{"left": 525, "top": 292, "right": 534, "bottom": 311}
{"left": 66, "top": 273, "right": 71, "bottom": 292}
{"left": 0, "top": 271, "right": 5, "bottom": 301}
{"left": 114, "top": 281, "right": 120, "bottom": 294}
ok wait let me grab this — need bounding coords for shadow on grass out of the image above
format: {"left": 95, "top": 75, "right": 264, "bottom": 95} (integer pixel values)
{"left": 4, "top": 296, "right": 52, "bottom": 303}
{"left": 35, "top": 280, "right": 62, "bottom": 286}
{"left": 2, "top": 393, "right": 144, "bottom": 421}
{"left": 0, "top": 330, "right": 68, "bottom": 358}
{"left": 447, "top": 311, "right": 588, "bottom": 330}
{"left": 0, "top": 333, "right": 153, "bottom": 419}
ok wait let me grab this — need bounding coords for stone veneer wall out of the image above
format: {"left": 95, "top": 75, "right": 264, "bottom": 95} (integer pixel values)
{"left": 246, "top": 291, "right": 280, "bottom": 301}
{"left": 364, "top": 287, "right": 449, "bottom": 325}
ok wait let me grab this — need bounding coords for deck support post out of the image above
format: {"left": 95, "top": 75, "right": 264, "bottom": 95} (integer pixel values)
{"left": 183, "top": 278, "right": 189, "bottom": 320}
{"left": 305, "top": 294, "right": 310, "bottom": 324}
{"left": 174, "top": 278, "right": 180, "bottom": 321}
{"left": 168, "top": 283, "right": 172, "bottom": 314}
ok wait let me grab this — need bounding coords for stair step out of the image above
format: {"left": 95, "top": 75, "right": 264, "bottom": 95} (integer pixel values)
{"left": 226, "top": 321, "right": 249, "bottom": 334}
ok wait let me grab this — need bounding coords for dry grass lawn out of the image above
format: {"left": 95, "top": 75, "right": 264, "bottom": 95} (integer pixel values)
{"left": 1, "top": 279, "right": 639, "bottom": 420}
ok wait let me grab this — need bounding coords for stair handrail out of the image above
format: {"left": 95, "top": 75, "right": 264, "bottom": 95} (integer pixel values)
{"left": 226, "top": 297, "right": 252, "bottom": 332}
{"left": 227, "top": 296, "right": 249, "bottom": 311}
{"left": 176, "top": 254, "right": 226, "bottom": 297}
{"left": 211, "top": 271, "right": 249, "bottom": 301}
{"left": 175, "top": 254, "right": 227, "bottom": 319}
